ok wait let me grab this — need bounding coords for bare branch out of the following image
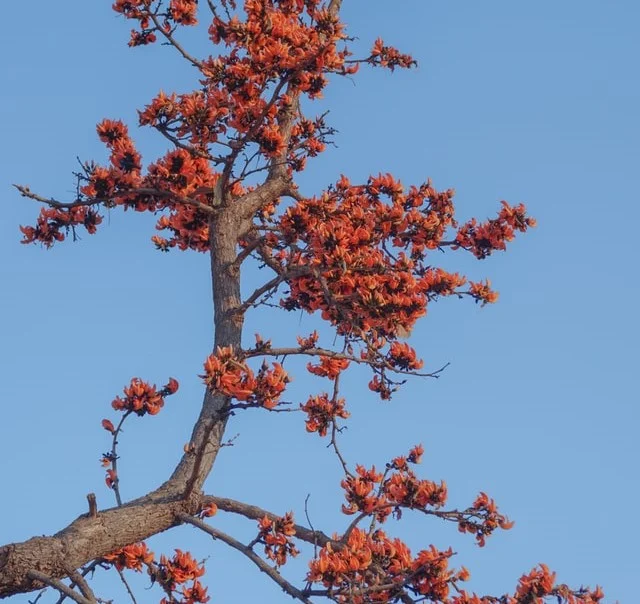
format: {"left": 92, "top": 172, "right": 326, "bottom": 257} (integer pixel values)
{"left": 239, "top": 274, "right": 287, "bottom": 312}
{"left": 53, "top": 561, "right": 104, "bottom": 604}
{"left": 26, "top": 571, "right": 92, "bottom": 604}
{"left": 65, "top": 569, "right": 96, "bottom": 604}
{"left": 145, "top": 10, "right": 203, "bottom": 69}
{"left": 244, "top": 346, "right": 450, "bottom": 379}
{"left": 14, "top": 185, "right": 215, "bottom": 216}
{"left": 202, "top": 496, "right": 333, "bottom": 548}
{"left": 178, "top": 514, "right": 313, "bottom": 604}
{"left": 116, "top": 567, "right": 138, "bottom": 604}
{"left": 103, "top": 410, "right": 132, "bottom": 507}
{"left": 329, "top": 419, "right": 353, "bottom": 478}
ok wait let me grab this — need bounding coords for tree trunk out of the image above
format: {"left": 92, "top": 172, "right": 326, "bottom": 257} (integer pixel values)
{"left": 0, "top": 211, "right": 242, "bottom": 599}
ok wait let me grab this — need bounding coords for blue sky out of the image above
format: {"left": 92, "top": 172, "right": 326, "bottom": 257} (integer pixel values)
{"left": 1, "top": 1, "right": 638, "bottom": 602}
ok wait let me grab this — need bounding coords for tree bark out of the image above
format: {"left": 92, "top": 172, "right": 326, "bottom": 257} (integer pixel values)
{"left": 0, "top": 210, "right": 243, "bottom": 599}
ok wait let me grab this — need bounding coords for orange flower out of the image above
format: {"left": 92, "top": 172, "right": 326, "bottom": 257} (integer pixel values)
{"left": 112, "top": 377, "right": 168, "bottom": 416}
{"left": 307, "top": 356, "right": 350, "bottom": 379}
{"left": 199, "top": 502, "right": 218, "bottom": 518}
{"left": 387, "top": 342, "right": 424, "bottom": 371}
{"left": 257, "top": 513, "right": 299, "bottom": 566}
{"left": 159, "top": 549, "right": 205, "bottom": 588}
{"left": 105, "top": 469, "right": 117, "bottom": 489}
{"left": 104, "top": 542, "right": 154, "bottom": 572}
{"left": 101, "top": 418, "right": 115, "bottom": 433}
{"left": 163, "top": 377, "right": 180, "bottom": 395}
{"left": 300, "top": 393, "right": 349, "bottom": 437}
{"left": 469, "top": 280, "right": 499, "bottom": 305}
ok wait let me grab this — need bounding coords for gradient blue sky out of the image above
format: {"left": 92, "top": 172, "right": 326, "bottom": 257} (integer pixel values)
{"left": 1, "top": 1, "right": 638, "bottom": 602}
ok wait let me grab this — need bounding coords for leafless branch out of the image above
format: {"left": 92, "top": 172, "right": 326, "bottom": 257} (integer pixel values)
{"left": 65, "top": 569, "right": 96, "bottom": 603}
{"left": 153, "top": 125, "right": 219, "bottom": 162}
{"left": 201, "top": 496, "right": 333, "bottom": 548}
{"left": 26, "top": 572, "right": 92, "bottom": 604}
{"left": 178, "top": 514, "right": 313, "bottom": 603}
{"left": 145, "top": 10, "right": 203, "bottom": 69}
{"left": 244, "top": 346, "right": 450, "bottom": 379}
{"left": 14, "top": 185, "right": 215, "bottom": 215}
{"left": 303, "top": 495, "right": 319, "bottom": 558}
{"left": 27, "top": 588, "right": 47, "bottom": 604}
{"left": 116, "top": 567, "right": 138, "bottom": 604}
{"left": 53, "top": 561, "right": 104, "bottom": 604}
{"left": 106, "top": 410, "right": 132, "bottom": 507}
{"left": 329, "top": 419, "right": 352, "bottom": 478}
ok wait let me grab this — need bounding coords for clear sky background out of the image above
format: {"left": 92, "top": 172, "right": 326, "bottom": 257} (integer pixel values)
{"left": 1, "top": 1, "right": 638, "bottom": 603}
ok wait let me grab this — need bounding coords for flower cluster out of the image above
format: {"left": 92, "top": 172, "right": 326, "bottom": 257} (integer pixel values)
{"left": 296, "top": 330, "right": 319, "bottom": 349}
{"left": 113, "top": 0, "right": 198, "bottom": 46}
{"left": 340, "top": 449, "right": 447, "bottom": 523}
{"left": 111, "top": 377, "right": 179, "bottom": 416}
{"left": 201, "top": 346, "right": 289, "bottom": 409}
{"left": 104, "top": 542, "right": 210, "bottom": 602}
{"left": 468, "top": 279, "right": 499, "bottom": 305}
{"left": 307, "top": 356, "right": 350, "bottom": 379}
{"left": 156, "top": 550, "right": 209, "bottom": 604}
{"left": 367, "top": 375, "right": 395, "bottom": 401}
{"left": 300, "top": 393, "right": 349, "bottom": 437}
{"left": 456, "top": 201, "right": 537, "bottom": 259}
{"left": 308, "top": 529, "right": 466, "bottom": 602}
{"left": 257, "top": 513, "right": 299, "bottom": 567}
{"left": 386, "top": 342, "right": 424, "bottom": 371}
{"left": 272, "top": 174, "right": 530, "bottom": 343}
{"left": 369, "top": 38, "right": 417, "bottom": 70}
{"left": 341, "top": 465, "right": 389, "bottom": 521}
{"left": 457, "top": 492, "right": 515, "bottom": 547}
{"left": 390, "top": 444, "right": 424, "bottom": 470}
{"left": 20, "top": 206, "right": 102, "bottom": 248}
{"left": 510, "top": 564, "right": 604, "bottom": 604}
{"left": 158, "top": 549, "right": 205, "bottom": 588}
{"left": 103, "top": 542, "right": 154, "bottom": 572}
{"left": 81, "top": 120, "right": 143, "bottom": 201}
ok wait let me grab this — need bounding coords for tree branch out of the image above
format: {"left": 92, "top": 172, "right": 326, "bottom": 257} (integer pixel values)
{"left": 14, "top": 185, "right": 216, "bottom": 216}
{"left": 115, "top": 567, "right": 138, "bottom": 604}
{"left": 146, "top": 10, "right": 203, "bottom": 69}
{"left": 178, "top": 514, "right": 313, "bottom": 604}
{"left": 244, "top": 346, "right": 450, "bottom": 379}
{"left": 26, "top": 572, "right": 92, "bottom": 604}
{"left": 202, "top": 496, "right": 333, "bottom": 548}
{"left": 65, "top": 570, "right": 96, "bottom": 604}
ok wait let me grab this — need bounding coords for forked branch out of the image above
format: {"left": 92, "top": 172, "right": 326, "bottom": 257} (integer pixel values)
{"left": 178, "top": 514, "right": 313, "bottom": 604}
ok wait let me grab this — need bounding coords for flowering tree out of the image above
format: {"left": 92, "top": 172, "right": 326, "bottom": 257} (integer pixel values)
{"left": 1, "top": 1, "right": 602, "bottom": 603}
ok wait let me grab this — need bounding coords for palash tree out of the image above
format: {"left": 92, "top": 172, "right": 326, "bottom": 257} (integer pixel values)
{"left": 2, "top": 1, "right": 603, "bottom": 603}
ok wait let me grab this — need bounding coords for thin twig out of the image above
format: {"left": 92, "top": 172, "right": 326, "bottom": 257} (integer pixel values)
{"left": 329, "top": 419, "right": 352, "bottom": 478}
{"left": 303, "top": 494, "right": 319, "bottom": 558}
{"left": 108, "top": 410, "right": 132, "bottom": 507}
{"left": 28, "top": 588, "right": 47, "bottom": 604}
{"left": 146, "top": 10, "right": 203, "bottom": 69}
{"left": 116, "top": 567, "right": 138, "bottom": 604}
{"left": 14, "top": 185, "right": 215, "bottom": 215}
